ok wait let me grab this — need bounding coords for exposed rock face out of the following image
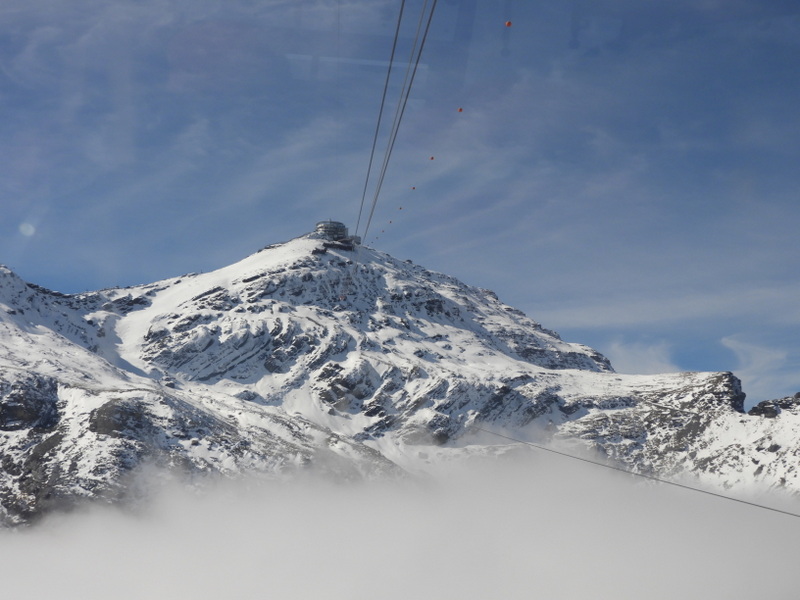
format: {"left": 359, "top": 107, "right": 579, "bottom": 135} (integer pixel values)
{"left": 0, "top": 373, "right": 59, "bottom": 431}
{"left": 0, "top": 236, "right": 797, "bottom": 524}
{"left": 748, "top": 394, "right": 800, "bottom": 418}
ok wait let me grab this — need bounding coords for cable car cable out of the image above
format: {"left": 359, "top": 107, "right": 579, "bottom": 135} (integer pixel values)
{"left": 474, "top": 426, "right": 800, "bottom": 520}
{"left": 363, "top": 0, "right": 434, "bottom": 236}
{"left": 361, "top": 0, "right": 438, "bottom": 243}
{"left": 355, "top": 0, "right": 407, "bottom": 236}
{"left": 341, "top": 0, "right": 438, "bottom": 300}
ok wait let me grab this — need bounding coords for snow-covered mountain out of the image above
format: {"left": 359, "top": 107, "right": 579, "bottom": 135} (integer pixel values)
{"left": 1, "top": 231, "right": 798, "bottom": 525}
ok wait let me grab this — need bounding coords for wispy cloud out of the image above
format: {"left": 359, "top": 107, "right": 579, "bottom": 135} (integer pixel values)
{"left": 0, "top": 0, "right": 798, "bottom": 401}
{"left": 528, "top": 284, "right": 800, "bottom": 331}
{"left": 722, "top": 336, "right": 800, "bottom": 403}
{"left": 605, "top": 338, "right": 681, "bottom": 374}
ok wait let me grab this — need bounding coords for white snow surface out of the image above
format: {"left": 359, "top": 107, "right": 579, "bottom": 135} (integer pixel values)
{"left": 0, "top": 234, "right": 798, "bottom": 524}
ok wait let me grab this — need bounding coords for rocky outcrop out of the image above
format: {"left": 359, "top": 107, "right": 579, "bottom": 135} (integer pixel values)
{"left": 748, "top": 393, "right": 800, "bottom": 418}
{"left": 0, "top": 372, "right": 59, "bottom": 431}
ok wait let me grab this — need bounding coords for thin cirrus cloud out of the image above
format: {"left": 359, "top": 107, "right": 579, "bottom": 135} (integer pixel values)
{"left": 0, "top": 1, "right": 798, "bottom": 401}
{"left": 722, "top": 336, "right": 800, "bottom": 403}
{"left": 604, "top": 338, "right": 681, "bottom": 375}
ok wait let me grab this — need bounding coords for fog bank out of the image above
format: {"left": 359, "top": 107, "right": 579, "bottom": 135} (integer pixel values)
{"left": 2, "top": 454, "right": 798, "bottom": 600}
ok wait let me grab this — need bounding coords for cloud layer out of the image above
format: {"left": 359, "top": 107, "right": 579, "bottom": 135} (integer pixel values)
{"left": 2, "top": 457, "right": 798, "bottom": 599}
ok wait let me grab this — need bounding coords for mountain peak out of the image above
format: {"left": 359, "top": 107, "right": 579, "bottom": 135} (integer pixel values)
{"left": 0, "top": 230, "right": 797, "bottom": 525}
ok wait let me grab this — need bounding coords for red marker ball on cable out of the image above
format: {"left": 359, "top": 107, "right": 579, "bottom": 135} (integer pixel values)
{"left": 505, "top": 21, "right": 512, "bottom": 27}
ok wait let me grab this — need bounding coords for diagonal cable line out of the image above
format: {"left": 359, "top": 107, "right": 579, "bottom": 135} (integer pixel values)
{"left": 474, "top": 426, "right": 800, "bottom": 520}
{"left": 342, "top": 0, "right": 438, "bottom": 301}
{"left": 355, "top": 0, "right": 407, "bottom": 236}
{"left": 363, "top": 0, "right": 437, "bottom": 242}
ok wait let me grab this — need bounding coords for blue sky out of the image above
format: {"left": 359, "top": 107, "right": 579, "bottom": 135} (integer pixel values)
{"left": 2, "top": 0, "right": 799, "bottom": 404}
